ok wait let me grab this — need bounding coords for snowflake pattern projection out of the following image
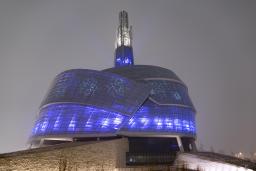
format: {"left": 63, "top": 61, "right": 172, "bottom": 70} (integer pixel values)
{"left": 146, "top": 80, "right": 193, "bottom": 105}
{"left": 107, "top": 77, "right": 127, "bottom": 98}
{"left": 77, "top": 78, "right": 97, "bottom": 98}
{"left": 32, "top": 71, "right": 196, "bottom": 137}
{"left": 50, "top": 71, "right": 98, "bottom": 102}
{"left": 52, "top": 72, "right": 76, "bottom": 98}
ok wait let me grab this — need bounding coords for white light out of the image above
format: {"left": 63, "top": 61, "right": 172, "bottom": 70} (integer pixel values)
{"left": 113, "top": 117, "right": 122, "bottom": 125}
{"left": 40, "top": 119, "right": 48, "bottom": 132}
{"left": 235, "top": 152, "right": 245, "bottom": 159}
{"left": 102, "top": 119, "right": 109, "bottom": 127}
{"left": 176, "top": 153, "right": 253, "bottom": 171}
{"left": 53, "top": 115, "right": 61, "bottom": 129}
{"left": 68, "top": 117, "right": 76, "bottom": 131}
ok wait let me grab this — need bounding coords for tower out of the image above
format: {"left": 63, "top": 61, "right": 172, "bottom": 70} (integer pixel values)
{"left": 115, "top": 11, "right": 134, "bottom": 67}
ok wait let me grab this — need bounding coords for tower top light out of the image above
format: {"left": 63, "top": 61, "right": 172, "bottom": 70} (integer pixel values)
{"left": 116, "top": 10, "right": 132, "bottom": 48}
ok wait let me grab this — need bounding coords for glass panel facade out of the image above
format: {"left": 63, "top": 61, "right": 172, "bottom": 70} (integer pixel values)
{"left": 147, "top": 80, "right": 194, "bottom": 107}
{"left": 32, "top": 104, "right": 129, "bottom": 136}
{"left": 103, "top": 65, "right": 181, "bottom": 81}
{"left": 41, "top": 69, "right": 150, "bottom": 116}
{"left": 32, "top": 100, "right": 196, "bottom": 138}
{"left": 31, "top": 66, "right": 196, "bottom": 140}
{"left": 115, "top": 46, "right": 134, "bottom": 67}
{"left": 121, "top": 100, "right": 196, "bottom": 135}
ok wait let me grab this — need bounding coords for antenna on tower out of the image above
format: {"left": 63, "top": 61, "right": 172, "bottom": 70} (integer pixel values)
{"left": 114, "top": 10, "right": 134, "bottom": 67}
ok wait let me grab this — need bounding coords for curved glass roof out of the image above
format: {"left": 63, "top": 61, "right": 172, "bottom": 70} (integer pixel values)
{"left": 104, "top": 65, "right": 195, "bottom": 110}
{"left": 146, "top": 80, "right": 194, "bottom": 110}
{"left": 103, "top": 65, "right": 183, "bottom": 83}
{"left": 41, "top": 69, "right": 150, "bottom": 116}
{"left": 31, "top": 66, "right": 196, "bottom": 141}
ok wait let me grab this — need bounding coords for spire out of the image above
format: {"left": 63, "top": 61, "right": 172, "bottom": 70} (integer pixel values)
{"left": 115, "top": 10, "right": 134, "bottom": 67}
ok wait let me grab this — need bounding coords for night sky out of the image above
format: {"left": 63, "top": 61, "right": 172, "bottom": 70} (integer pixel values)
{"left": 0, "top": 0, "right": 255, "bottom": 156}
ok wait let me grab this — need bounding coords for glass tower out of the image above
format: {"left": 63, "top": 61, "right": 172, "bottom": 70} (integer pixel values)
{"left": 115, "top": 11, "right": 134, "bottom": 67}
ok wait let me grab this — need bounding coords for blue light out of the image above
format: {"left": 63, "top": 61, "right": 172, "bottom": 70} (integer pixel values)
{"left": 32, "top": 93, "right": 196, "bottom": 138}
{"left": 68, "top": 116, "right": 76, "bottom": 131}
{"left": 40, "top": 119, "right": 48, "bottom": 132}
{"left": 85, "top": 115, "right": 92, "bottom": 129}
{"left": 113, "top": 117, "right": 122, "bottom": 125}
{"left": 121, "top": 103, "right": 196, "bottom": 135}
{"left": 32, "top": 104, "right": 130, "bottom": 136}
{"left": 128, "top": 118, "right": 134, "bottom": 125}
{"left": 33, "top": 123, "right": 40, "bottom": 134}
{"left": 147, "top": 80, "right": 193, "bottom": 106}
{"left": 154, "top": 118, "right": 163, "bottom": 129}
{"left": 165, "top": 118, "right": 173, "bottom": 129}
{"left": 53, "top": 115, "right": 61, "bottom": 130}
{"left": 174, "top": 119, "right": 182, "bottom": 131}
{"left": 115, "top": 46, "right": 134, "bottom": 67}
{"left": 40, "top": 69, "right": 150, "bottom": 117}
{"left": 101, "top": 118, "right": 110, "bottom": 127}
{"left": 125, "top": 58, "right": 131, "bottom": 64}
{"left": 173, "top": 92, "right": 182, "bottom": 100}
{"left": 140, "top": 117, "right": 149, "bottom": 127}
{"left": 182, "top": 120, "right": 190, "bottom": 131}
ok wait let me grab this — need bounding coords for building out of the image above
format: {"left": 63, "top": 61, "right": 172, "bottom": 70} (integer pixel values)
{"left": 0, "top": 11, "right": 255, "bottom": 171}
{"left": 30, "top": 11, "right": 197, "bottom": 161}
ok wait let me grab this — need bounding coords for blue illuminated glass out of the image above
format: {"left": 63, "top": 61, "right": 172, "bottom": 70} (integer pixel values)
{"left": 41, "top": 69, "right": 150, "bottom": 116}
{"left": 147, "top": 80, "right": 193, "bottom": 107}
{"left": 32, "top": 102, "right": 196, "bottom": 137}
{"left": 32, "top": 104, "right": 129, "bottom": 136}
{"left": 31, "top": 69, "right": 196, "bottom": 139}
{"left": 121, "top": 101, "right": 196, "bottom": 135}
{"left": 115, "top": 46, "right": 134, "bottom": 67}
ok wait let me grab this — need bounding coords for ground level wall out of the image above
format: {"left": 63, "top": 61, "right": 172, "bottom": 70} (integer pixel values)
{"left": 0, "top": 138, "right": 207, "bottom": 171}
{"left": 0, "top": 138, "right": 129, "bottom": 171}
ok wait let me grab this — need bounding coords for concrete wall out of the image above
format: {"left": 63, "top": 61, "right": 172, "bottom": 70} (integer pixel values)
{"left": 0, "top": 138, "right": 129, "bottom": 171}
{"left": 0, "top": 138, "right": 199, "bottom": 171}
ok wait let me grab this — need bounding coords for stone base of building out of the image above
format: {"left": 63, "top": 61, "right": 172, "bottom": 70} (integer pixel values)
{"left": 1, "top": 137, "right": 254, "bottom": 171}
{"left": 0, "top": 138, "right": 192, "bottom": 171}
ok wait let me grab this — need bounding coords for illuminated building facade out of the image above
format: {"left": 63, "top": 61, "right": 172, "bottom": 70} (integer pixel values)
{"left": 30, "top": 11, "right": 197, "bottom": 164}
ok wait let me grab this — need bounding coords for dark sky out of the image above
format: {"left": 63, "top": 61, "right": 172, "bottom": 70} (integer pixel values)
{"left": 0, "top": 0, "right": 255, "bottom": 155}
